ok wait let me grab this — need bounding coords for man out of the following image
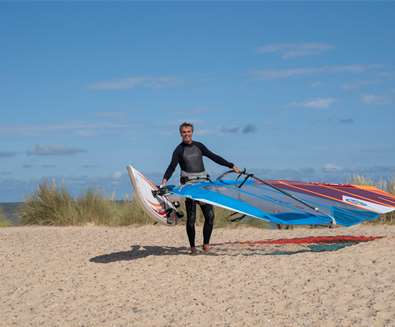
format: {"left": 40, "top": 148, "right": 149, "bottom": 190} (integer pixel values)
{"left": 161, "top": 122, "right": 240, "bottom": 254}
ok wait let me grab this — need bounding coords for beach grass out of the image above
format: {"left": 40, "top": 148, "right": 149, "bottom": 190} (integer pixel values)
{"left": 349, "top": 175, "right": 395, "bottom": 224}
{"left": 0, "top": 208, "right": 11, "bottom": 227}
{"left": 20, "top": 181, "right": 152, "bottom": 226}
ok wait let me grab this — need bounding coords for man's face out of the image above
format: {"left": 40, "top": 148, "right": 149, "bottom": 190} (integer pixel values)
{"left": 180, "top": 126, "right": 193, "bottom": 144}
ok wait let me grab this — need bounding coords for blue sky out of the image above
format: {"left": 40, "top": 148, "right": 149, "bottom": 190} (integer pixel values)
{"left": 1, "top": 2, "right": 394, "bottom": 201}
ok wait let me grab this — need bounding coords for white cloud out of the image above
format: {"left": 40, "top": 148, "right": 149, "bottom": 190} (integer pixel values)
{"left": 0, "top": 121, "right": 128, "bottom": 137}
{"left": 360, "top": 94, "right": 389, "bottom": 105}
{"left": 27, "top": 145, "right": 87, "bottom": 156}
{"left": 252, "top": 64, "right": 379, "bottom": 80}
{"left": 221, "top": 126, "right": 240, "bottom": 134}
{"left": 75, "top": 130, "right": 97, "bottom": 137}
{"left": 322, "top": 163, "right": 341, "bottom": 172}
{"left": 341, "top": 80, "right": 377, "bottom": 91}
{"left": 88, "top": 76, "right": 179, "bottom": 91}
{"left": 376, "top": 71, "right": 394, "bottom": 78}
{"left": 310, "top": 81, "right": 322, "bottom": 87}
{"left": 112, "top": 171, "right": 123, "bottom": 180}
{"left": 220, "top": 124, "right": 257, "bottom": 134}
{"left": 193, "top": 129, "right": 212, "bottom": 136}
{"left": 257, "top": 42, "right": 334, "bottom": 59}
{"left": 290, "top": 98, "right": 335, "bottom": 109}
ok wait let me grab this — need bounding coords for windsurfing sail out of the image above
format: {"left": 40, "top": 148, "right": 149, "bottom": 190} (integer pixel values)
{"left": 168, "top": 170, "right": 395, "bottom": 226}
{"left": 127, "top": 165, "right": 182, "bottom": 226}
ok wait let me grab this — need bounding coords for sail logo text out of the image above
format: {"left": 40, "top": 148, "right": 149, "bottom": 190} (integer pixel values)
{"left": 344, "top": 198, "right": 367, "bottom": 207}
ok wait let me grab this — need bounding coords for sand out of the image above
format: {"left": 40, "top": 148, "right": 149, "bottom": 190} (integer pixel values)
{"left": 0, "top": 224, "right": 394, "bottom": 327}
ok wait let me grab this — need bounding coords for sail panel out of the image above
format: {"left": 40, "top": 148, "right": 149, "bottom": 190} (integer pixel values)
{"left": 171, "top": 178, "right": 395, "bottom": 226}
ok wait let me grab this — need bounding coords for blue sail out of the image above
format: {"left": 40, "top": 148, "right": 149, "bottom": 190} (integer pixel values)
{"left": 170, "top": 180, "right": 334, "bottom": 226}
{"left": 167, "top": 174, "right": 392, "bottom": 226}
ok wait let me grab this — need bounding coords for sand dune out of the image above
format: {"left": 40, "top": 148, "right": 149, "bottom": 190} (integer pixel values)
{"left": 1, "top": 225, "right": 394, "bottom": 327}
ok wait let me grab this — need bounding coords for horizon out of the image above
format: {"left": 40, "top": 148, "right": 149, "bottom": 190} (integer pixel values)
{"left": 1, "top": 2, "right": 395, "bottom": 202}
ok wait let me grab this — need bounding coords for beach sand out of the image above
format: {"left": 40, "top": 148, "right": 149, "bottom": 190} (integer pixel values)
{"left": 1, "top": 224, "right": 394, "bottom": 327}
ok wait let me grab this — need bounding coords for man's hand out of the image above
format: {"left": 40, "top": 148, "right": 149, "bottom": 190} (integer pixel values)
{"left": 232, "top": 166, "right": 241, "bottom": 174}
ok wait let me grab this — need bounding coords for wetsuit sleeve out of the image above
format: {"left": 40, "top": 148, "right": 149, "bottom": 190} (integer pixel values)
{"left": 163, "top": 147, "right": 180, "bottom": 180}
{"left": 197, "top": 142, "right": 234, "bottom": 168}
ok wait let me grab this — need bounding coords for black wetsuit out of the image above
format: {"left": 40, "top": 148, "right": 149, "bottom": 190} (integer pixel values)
{"left": 163, "top": 141, "right": 234, "bottom": 247}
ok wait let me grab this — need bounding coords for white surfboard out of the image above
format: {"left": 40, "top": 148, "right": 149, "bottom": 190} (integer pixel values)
{"left": 127, "top": 165, "right": 179, "bottom": 225}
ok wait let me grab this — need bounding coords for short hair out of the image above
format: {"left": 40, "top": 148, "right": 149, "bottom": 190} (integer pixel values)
{"left": 179, "top": 122, "right": 194, "bottom": 133}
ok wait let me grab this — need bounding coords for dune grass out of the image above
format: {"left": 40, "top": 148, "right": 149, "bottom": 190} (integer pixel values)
{"left": 349, "top": 175, "right": 395, "bottom": 224}
{"left": 0, "top": 208, "right": 11, "bottom": 227}
{"left": 20, "top": 181, "right": 151, "bottom": 226}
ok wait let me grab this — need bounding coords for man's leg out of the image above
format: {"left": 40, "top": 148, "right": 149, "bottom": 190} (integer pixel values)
{"left": 185, "top": 198, "right": 197, "bottom": 251}
{"left": 200, "top": 203, "right": 215, "bottom": 251}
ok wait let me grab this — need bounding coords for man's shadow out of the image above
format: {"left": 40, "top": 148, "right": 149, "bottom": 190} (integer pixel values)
{"left": 90, "top": 245, "right": 189, "bottom": 263}
{"left": 89, "top": 241, "right": 360, "bottom": 263}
